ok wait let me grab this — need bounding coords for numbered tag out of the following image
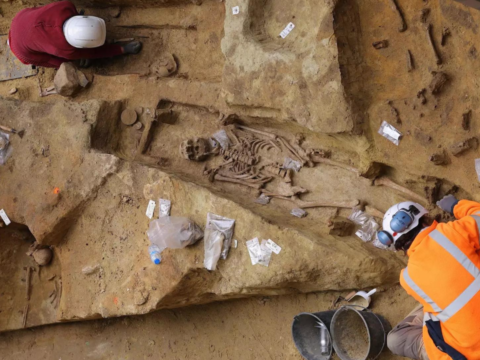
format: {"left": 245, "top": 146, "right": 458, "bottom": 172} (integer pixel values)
{"left": 265, "top": 239, "right": 282, "bottom": 254}
{"left": 146, "top": 200, "right": 156, "bottom": 219}
{"left": 280, "top": 22, "right": 295, "bottom": 39}
{"left": 232, "top": 6, "right": 240, "bottom": 15}
{"left": 0, "top": 209, "right": 11, "bottom": 226}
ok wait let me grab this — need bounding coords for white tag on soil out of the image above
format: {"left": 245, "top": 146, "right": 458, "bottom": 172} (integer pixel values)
{"left": 265, "top": 239, "right": 281, "bottom": 254}
{"left": 232, "top": 6, "right": 240, "bottom": 14}
{"left": 0, "top": 209, "right": 10, "bottom": 226}
{"left": 146, "top": 200, "right": 156, "bottom": 219}
{"left": 280, "top": 22, "right": 295, "bottom": 39}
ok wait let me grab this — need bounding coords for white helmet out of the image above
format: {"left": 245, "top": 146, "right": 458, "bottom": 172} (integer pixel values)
{"left": 63, "top": 16, "right": 106, "bottom": 48}
{"left": 376, "top": 201, "right": 428, "bottom": 246}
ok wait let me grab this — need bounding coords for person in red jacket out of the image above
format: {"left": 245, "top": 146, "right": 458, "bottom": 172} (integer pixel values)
{"left": 8, "top": 1, "right": 142, "bottom": 69}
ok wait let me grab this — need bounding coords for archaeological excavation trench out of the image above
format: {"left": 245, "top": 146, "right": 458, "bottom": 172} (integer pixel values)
{"left": 0, "top": 1, "right": 479, "bottom": 354}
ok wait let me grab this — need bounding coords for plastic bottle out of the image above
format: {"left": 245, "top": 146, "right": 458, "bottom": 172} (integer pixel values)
{"left": 149, "top": 245, "right": 162, "bottom": 265}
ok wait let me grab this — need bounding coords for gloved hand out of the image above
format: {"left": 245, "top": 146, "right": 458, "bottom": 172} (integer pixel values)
{"left": 122, "top": 41, "right": 143, "bottom": 55}
{"left": 436, "top": 195, "right": 459, "bottom": 215}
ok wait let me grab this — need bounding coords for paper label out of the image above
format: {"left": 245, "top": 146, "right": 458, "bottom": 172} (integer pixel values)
{"left": 234, "top": 239, "right": 238, "bottom": 249}
{"left": 232, "top": 6, "right": 240, "bottom": 14}
{"left": 0, "top": 209, "right": 10, "bottom": 226}
{"left": 265, "top": 239, "right": 281, "bottom": 254}
{"left": 280, "top": 22, "right": 295, "bottom": 39}
{"left": 146, "top": 200, "right": 156, "bottom": 219}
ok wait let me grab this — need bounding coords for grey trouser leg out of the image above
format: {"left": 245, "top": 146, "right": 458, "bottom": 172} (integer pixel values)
{"left": 387, "top": 306, "right": 429, "bottom": 360}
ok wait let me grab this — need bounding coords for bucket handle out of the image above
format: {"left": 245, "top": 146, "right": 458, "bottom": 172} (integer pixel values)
{"left": 340, "top": 305, "right": 387, "bottom": 360}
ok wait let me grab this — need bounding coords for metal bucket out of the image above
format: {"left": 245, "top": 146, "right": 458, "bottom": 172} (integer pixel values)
{"left": 291, "top": 311, "right": 335, "bottom": 360}
{"left": 330, "top": 306, "right": 392, "bottom": 360}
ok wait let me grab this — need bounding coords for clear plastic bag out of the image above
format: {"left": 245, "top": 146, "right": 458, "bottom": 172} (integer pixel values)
{"left": 355, "top": 218, "right": 380, "bottom": 242}
{"left": 212, "top": 130, "right": 232, "bottom": 150}
{"left": 378, "top": 121, "right": 402, "bottom": 146}
{"left": 283, "top": 157, "right": 302, "bottom": 172}
{"left": 147, "top": 217, "right": 203, "bottom": 252}
{"left": 348, "top": 208, "right": 370, "bottom": 226}
{"left": 204, "top": 213, "right": 235, "bottom": 270}
{"left": 349, "top": 209, "right": 379, "bottom": 242}
{"left": 0, "top": 132, "right": 12, "bottom": 166}
{"left": 291, "top": 208, "right": 307, "bottom": 218}
{"left": 255, "top": 194, "right": 271, "bottom": 205}
{"left": 159, "top": 198, "right": 171, "bottom": 217}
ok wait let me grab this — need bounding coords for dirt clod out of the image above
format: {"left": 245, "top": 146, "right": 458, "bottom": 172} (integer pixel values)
{"left": 430, "top": 152, "right": 448, "bottom": 165}
{"left": 450, "top": 137, "right": 478, "bottom": 157}
{"left": 429, "top": 72, "right": 449, "bottom": 95}
{"left": 9, "top": 87, "right": 17, "bottom": 95}
{"left": 462, "top": 110, "right": 472, "bottom": 131}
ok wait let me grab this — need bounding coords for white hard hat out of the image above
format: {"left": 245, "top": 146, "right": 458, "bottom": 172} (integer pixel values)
{"left": 63, "top": 16, "right": 106, "bottom": 49}
{"left": 376, "top": 201, "right": 428, "bottom": 246}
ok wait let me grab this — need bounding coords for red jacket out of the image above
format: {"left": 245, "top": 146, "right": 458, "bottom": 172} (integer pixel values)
{"left": 8, "top": 1, "right": 123, "bottom": 68}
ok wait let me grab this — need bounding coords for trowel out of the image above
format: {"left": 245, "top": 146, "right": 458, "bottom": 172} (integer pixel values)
{"left": 347, "top": 289, "right": 377, "bottom": 308}
{"left": 333, "top": 288, "right": 377, "bottom": 309}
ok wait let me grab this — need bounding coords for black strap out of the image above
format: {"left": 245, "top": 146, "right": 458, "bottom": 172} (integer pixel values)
{"left": 426, "top": 320, "right": 466, "bottom": 360}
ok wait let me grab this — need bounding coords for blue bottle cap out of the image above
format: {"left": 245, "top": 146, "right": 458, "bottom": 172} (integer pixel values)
{"left": 154, "top": 259, "right": 161, "bottom": 265}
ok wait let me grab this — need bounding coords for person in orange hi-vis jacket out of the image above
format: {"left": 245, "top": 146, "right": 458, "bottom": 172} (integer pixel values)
{"left": 376, "top": 196, "right": 480, "bottom": 360}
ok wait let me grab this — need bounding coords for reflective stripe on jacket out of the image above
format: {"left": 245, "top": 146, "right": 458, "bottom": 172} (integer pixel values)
{"left": 400, "top": 200, "right": 480, "bottom": 360}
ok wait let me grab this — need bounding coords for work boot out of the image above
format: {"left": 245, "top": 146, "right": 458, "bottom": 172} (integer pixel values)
{"left": 122, "top": 41, "right": 143, "bottom": 55}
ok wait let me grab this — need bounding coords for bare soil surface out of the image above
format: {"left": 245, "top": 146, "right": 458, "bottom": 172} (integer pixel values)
{"left": 0, "top": 286, "right": 416, "bottom": 360}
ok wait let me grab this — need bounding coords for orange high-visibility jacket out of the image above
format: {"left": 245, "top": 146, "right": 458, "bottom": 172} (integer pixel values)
{"left": 400, "top": 200, "right": 480, "bottom": 360}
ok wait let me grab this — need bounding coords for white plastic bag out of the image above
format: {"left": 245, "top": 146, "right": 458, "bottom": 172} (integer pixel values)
{"left": 212, "top": 130, "right": 232, "bottom": 150}
{"left": 258, "top": 240, "right": 273, "bottom": 267}
{"left": 246, "top": 238, "right": 273, "bottom": 267}
{"left": 147, "top": 217, "right": 203, "bottom": 253}
{"left": 204, "top": 213, "right": 235, "bottom": 270}
{"left": 246, "top": 237, "right": 261, "bottom": 265}
{"left": 158, "top": 198, "right": 171, "bottom": 217}
{"left": 378, "top": 121, "right": 402, "bottom": 146}
{"left": 283, "top": 157, "right": 302, "bottom": 172}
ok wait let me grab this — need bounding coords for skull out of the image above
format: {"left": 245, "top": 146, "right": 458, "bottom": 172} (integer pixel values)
{"left": 180, "top": 138, "right": 211, "bottom": 161}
